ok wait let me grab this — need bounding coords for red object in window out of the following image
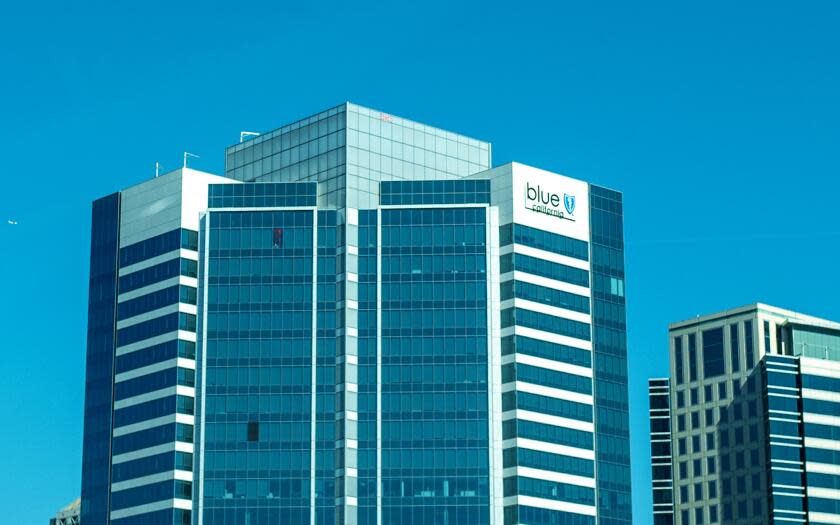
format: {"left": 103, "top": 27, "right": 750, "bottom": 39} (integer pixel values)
{"left": 273, "top": 228, "right": 283, "bottom": 247}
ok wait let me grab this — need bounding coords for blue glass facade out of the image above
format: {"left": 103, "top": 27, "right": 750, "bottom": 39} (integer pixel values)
{"left": 199, "top": 209, "right": 314, "bottom": 525}
{"left": 358, "top": 210, "right": 377, "bottom": 524}
{"left": 81, "top": 193, "right": 121, "bottom": 525}
{"left": 194, "top": 183, "right": 496, "bottom": 525}
{"left": 315, "top": 209, "right": 340, "bottom": 525}
{"left": 589, "top": 185, "right": 632, "bottom": 525}
{"left": 380, "top": 207, "right": 490, "bottom": 525}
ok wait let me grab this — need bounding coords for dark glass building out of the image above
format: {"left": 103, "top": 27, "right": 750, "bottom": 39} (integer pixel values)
{"left": 81, "top": 103, "right": 631, "bottom": 525}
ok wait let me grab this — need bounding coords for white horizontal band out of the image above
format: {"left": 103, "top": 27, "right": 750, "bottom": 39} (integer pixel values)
{"left": 119, "top": 249, "right": 197, "bottom": 277}
{"left": 511, "top": 244, "right": 591, "bottom": 271}
{"left": 110, "top": 497, "right": 191, "bottom": 520}
{"left": 503, "top": 326, "right": 593, "bottom": 351}
{"left": 502, "top": 437, "right": 595, "bottom": 461}
{"left": 502, "top": 494, "right": 596, "bottom": 516}
{"left": 502, "top": 409, "right": 594, "bottom": 433}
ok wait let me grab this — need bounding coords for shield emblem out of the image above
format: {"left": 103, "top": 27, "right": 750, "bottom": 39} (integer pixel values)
{"left": 564, "top": 194, "right": 576, "bottom": 215}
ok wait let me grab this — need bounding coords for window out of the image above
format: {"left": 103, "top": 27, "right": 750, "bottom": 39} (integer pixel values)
{"left": 764, "top": 320, "right": 772, "bottom": 355}
{"left": 730, "top": 324, "right": 740, "bottom": 373}
{"left": 247, "top": 421, "right": 259, "bottom": 442}
{"left": 674, "top": 336, "right": 685, "bottom": 385}
{"left": 745, "top": 320, "right": 755, "bottom": 368}
{"left": 688, "top": 334, "right": 698, "bottom": 381}
{"left": 703, "top": 327, "right": 726, "bottom": 378}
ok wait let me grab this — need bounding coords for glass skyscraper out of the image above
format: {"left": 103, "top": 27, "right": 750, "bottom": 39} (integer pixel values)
{"left": 81, "top": 103, "right": 631, "bottom": 525}
{"left": 649, "top": 303, "right": 840, "bottom": 525}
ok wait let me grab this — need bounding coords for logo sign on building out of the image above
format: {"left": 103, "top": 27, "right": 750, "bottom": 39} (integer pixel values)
{"left": 511, "top": 164, "right": 590, "bottom": 241}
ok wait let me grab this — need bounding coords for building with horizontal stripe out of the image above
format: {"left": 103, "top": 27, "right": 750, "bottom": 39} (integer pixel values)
{"left": 649, "top": 303, "right": 840, "bottom": 525}
{"left": 81, "top": 168, "right": 235, "bottom": 525}
{"left": 649, "top": 378, "right": 674, "bottom": 525}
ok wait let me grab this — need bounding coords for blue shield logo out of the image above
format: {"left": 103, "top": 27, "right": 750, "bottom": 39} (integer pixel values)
{"left": 564, "top": 194, "right": 576, "bottom": 215}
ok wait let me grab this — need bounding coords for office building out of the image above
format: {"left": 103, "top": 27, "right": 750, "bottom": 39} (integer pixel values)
{"left": 649, "top": 303, "right": 840, "bottom": 525}
{"left": 81, "top": 168, "right": 234, "bottom": 525}
{"left": 81, "top": 102, "right": 632, "bottom": 525}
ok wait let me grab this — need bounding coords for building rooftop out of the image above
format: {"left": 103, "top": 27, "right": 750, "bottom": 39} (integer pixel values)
{"left": 225, "top": 101, "right": 491, "bottom": 154}
{"left": 669, "top": 302, "right": 840, "bottom": 332}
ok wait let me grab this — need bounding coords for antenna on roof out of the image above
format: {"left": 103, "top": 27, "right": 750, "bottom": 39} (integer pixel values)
{"left": 183, "top": 152, "right": 200, "bottom": 168}
{"left": 240, "top": 131, "right": 260, "bottom": 143}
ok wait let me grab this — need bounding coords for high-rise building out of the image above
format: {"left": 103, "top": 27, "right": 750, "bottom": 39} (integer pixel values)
{"left": 649, "top": 303, "right": 840, "bottom": 525}
{"left": 81, "top": 102, "right": 631, "bottom": 525}
{"left": 648, "top": 378, "right": 674, "bottom": 525}
{"left": 80, "top": 168, "right": 235, "bottom": 525}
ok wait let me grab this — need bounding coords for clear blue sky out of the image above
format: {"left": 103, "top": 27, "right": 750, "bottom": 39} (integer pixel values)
{"left": 1, "top": 1, "right": 839, "bottom": 523}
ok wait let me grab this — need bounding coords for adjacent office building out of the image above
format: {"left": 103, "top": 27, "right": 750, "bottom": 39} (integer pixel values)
{"left": 50, "top": 498, "right": 81, "bottom": 525}
{"left": 81, "top": 102, "right": 632, "bottom": 525}
{"left": 649, "top": 303, "right": 840, "bottom": 525}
